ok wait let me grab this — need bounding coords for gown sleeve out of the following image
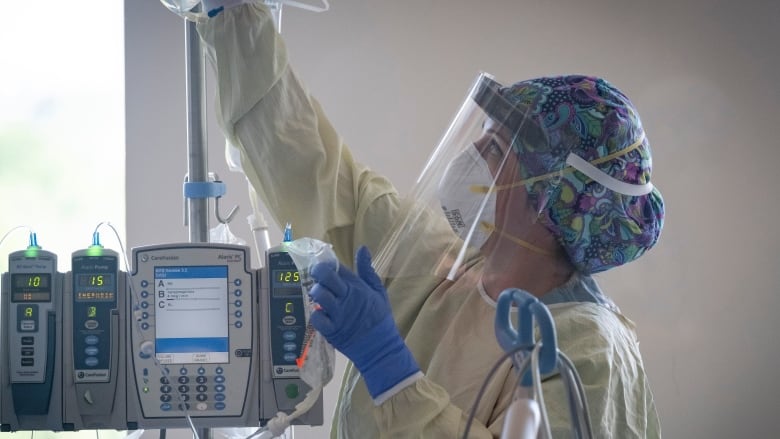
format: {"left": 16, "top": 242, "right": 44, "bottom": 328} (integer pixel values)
{"left": 197, "top": 3, "right": 399, "bottom": 265}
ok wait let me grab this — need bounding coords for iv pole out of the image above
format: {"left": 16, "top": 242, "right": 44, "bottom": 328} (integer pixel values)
{"left": 178, "top": 4, "right": 297, "bottom": 438}
{"left": 184, "top": 13, "right": 211, "bottom": 439}
{"left": 185, "top": 17, "right": 209, "bottom": 245}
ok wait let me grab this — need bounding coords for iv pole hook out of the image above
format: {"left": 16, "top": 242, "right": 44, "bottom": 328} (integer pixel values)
{"left": 215, "top": 196, "right": 240, "bottom": 224}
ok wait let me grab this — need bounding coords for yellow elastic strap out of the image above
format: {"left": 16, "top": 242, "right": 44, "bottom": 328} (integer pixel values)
{"left": 480, "top": 222, "right": 555, "bottom": 257}
{"left": 470, "top": 132, "right": 646, "bottom": 194}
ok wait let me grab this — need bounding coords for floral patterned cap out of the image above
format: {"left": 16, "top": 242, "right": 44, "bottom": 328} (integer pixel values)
{"left": 493, "top": 75, "right": 665, "bottom": 274}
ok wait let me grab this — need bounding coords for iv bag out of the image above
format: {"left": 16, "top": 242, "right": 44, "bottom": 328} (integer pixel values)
{"left": 159, "top": 0, "right": 200, "bottom": 15}
{"left": 286, "top": 237, "right": 336, "bottom": 389}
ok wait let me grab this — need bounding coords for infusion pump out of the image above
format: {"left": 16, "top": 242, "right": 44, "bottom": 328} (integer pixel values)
{"left": 1, "top": 242, "right": 322, "bottom": 432}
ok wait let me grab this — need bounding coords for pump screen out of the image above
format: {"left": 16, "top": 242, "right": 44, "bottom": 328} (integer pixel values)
{"left": 75, "top": 273, "right": 116, "bottom": 301}
{"left": 154, "top": 266, "right": 229, "bottom": 364}
{"left": 271, "top": 269, "right": 302, "bottom": 298}
{"left": 11, "top": 273, "right": 52, "bottom": 302}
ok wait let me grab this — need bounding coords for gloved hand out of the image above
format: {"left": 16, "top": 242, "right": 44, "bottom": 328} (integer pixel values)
{"left": 309, "top": 246, "right": 420, "bottom": 399}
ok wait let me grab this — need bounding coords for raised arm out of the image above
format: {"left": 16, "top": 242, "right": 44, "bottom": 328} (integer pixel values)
{"left": 197, "top": 3, "right": 398, "bottom": 264}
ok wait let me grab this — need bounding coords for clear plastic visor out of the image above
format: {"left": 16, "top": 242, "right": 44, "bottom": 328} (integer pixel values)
{"left": 372, "top": 73, "right": 569, "bottom": 286}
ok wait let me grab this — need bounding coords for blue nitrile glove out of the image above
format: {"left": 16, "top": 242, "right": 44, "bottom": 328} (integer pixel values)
{"left": 309, "top": 246, "right": 420, "bottom": 399}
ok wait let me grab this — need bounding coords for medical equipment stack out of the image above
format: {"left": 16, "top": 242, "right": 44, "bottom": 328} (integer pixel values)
{"left": 0, "top": 233, "right": 323, "bottom": 433}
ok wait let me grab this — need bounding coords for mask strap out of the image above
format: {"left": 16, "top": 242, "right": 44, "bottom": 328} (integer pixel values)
{"left": 480, "top": 223, "right": 555, "bottom": 257}
{"left": 565, "top": 133, "right": 653, "bottom": 196}
{"left": 471, "top": 133, "right": 652, "bottom": 196}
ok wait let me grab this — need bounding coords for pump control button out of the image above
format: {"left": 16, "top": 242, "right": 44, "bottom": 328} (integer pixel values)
{"left": 85, "top": 346, "right": 99, "bottom": 356}
{"left": 139, "top": 341, "right": 154, "bottom": 357}
{"left": 285, "top": 384, "right": 299, "bottom": 399}
{"left": 85, "top": 335, "right": 99, "bottom": 345}
{"left": 21, "top": 336, "right": 34, "bottom": 345}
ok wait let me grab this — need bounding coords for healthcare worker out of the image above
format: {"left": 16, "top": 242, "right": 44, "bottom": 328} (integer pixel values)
{"left": 174, "top": 1, "right": 664, "bottom": 437}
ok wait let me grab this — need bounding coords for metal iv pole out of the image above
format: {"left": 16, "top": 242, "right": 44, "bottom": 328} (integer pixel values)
{"left": 185, "top": 17, "right": 209, "bottom": 244}
{"left": 184, "top": 13, "right": 212, "bottom": 439}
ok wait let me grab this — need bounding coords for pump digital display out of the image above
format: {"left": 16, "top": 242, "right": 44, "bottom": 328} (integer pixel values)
{"left": 154, "top": 265, "right": 229, "bottom": 364}
{"left": 271, "top": 269, "right": 302, "bottom": 298}
{"left": 74, "top": 273, "right": 116, "bottom": 301}
{"left": 11, "top": 273, "right": 52, "bottom": 302}
{"left": 274, "top": 269, "right": 300, "bottom": 284}
{"left": 77, "top": 273, "right": 113, "bottom": 287}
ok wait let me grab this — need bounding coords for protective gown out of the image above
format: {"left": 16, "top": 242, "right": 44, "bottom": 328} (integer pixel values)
{"left": 196, "top": 3, "right": 662, "bottom": 438}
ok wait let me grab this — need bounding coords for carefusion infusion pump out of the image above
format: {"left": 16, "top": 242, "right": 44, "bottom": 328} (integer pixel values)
{"left": 127, "top": 243, "right": 259, "bottom": 429}
{"left": 259, "top": 243, "right": 322, "bottom": 425}
{"left": 62, "top": 246, "right": 127, "bottom": 430}
{"left": 1, "top": 246, "right": 63, "bottom": 431}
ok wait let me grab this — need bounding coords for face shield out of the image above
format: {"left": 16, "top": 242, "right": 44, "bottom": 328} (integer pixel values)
{"left": 372, "top": 73, "right": 573, "bottom": 285}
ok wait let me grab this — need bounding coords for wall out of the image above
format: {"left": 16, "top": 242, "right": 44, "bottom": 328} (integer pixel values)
{"left": 126, "top": 1, "right": 780, "bottom": 437}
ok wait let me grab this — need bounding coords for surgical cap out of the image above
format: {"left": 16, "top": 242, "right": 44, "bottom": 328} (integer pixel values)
{"left": 486, "top": 75, "right": 664, "bottom": 274}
